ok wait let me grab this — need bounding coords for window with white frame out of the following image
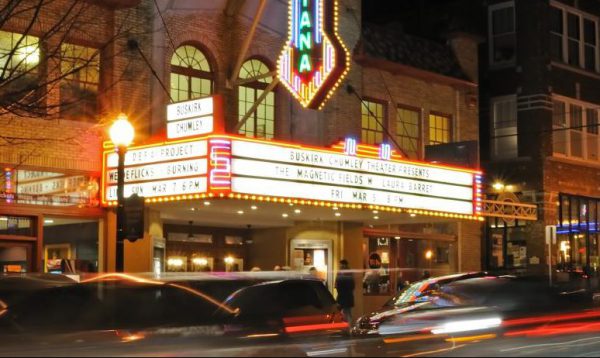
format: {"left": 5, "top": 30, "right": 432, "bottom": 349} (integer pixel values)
{"left": 553, "top": 98, "right": 600, "bottom": 161}
{"left": 489, "top": 2, "right": 516, "bottom": 66}
{"left": 491, "top": 95, "right": 518, "bottom": 159}
{"left": 550, "top": 2, "right": 599, "bottom": 72}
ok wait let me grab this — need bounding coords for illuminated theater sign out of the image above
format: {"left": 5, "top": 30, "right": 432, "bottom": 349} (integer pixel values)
{"left": 102, "top": 136, "right": 483, "bottom": 219}
{"left": 278, "top": 0, "right": 350, "bottom": 109}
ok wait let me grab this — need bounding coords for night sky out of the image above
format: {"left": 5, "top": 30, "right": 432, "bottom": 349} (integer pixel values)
{"left": 361, "top": 0, "right": 484, "bottom": 41}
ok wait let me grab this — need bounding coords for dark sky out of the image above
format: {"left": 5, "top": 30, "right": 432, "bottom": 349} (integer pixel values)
{"left": 361, "top": 0, "right": 484, "bottom": 40}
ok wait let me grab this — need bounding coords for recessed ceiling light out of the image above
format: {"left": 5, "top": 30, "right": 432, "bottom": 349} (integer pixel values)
{"left": 335, "top": 212, "right": 341, "bottom": 217}
{"left": 44, "top": 219, "right": 54, "bottom": 224}
{"left": 204, "top": 201, "right": 211, "bottom": 206}
{"left": 333, "top": 207, "right": 339, "bottom": 211}
{"left": 395, "top": 236, "right": 401, "bottom": 240}
{"left": 237, "top": 210, "right": 244, "bottom": 215}
{"left": 410, "top": 213, "right": 416, "bottom": 218}
{"left": 251, "top": 205, "right": 258, "bottom": 210}
{"left": 294, "top": 209, "right": 301, "bottom": 214}
{"left": 282, "top": 213, "right": 289, "bottom": 218}
{"left": 373, "top": 210, "right": 379, "bottom": 214}
{"left": 191, "top": 208, "right": 196, "bottom": 211}
{"left": 373, "top": 216, "right": 379, "bottom": 220}
{"left": 289, "top": 203, "right": 294, "bottom": 206}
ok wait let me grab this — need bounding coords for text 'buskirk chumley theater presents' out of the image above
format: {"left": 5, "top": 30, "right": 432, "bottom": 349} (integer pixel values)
{"left": 101, "top": 94, "right": 484, "bottom": 312}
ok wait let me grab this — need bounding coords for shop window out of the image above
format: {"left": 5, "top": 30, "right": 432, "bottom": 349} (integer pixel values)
{"left": 363, "top": 237, "right": 391, "bottom": 295}
{"left": 60, "top": 43, "right": 100, "bottom": 121}
{"left": 238, "top": 59, "right": 275, "bottom": 139}
{"left": 550, "top": 3, "right": 599, "bottom": 72}
{"left": 491, "top": 95, "right": 518, "bottom": 159}
{"left": 396, "top": 106, "right": 421, "bottom": 159}
{"left": 361, "top": 99, "right": 385, "bottom": 145}
{"left": 0, "top": 215, "right": 34, "bottom": 237}
{"left": 428, "top": 112, "right": 452, "bottom": 145}
{"left": 489, "top": 2, "right": 516, "bottom": 66}
{"left": 170, "top": 45, "right": 213, "bottom": 102}
{"left": 43, "top": 218, "right": 99, "bottom": 273}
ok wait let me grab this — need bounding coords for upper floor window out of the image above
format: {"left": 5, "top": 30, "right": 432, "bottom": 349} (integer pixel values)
{"left": 553, "top": 98, "right": 600, "bottom": 161}
{"left": 395, "top": 106, "right": 421, "bottom": 159}
{"left": 0, "top": 30, "right": 40, "bottom": 78}
{"left": 361, "top": 99, "right": 385, "bottom": 145}
{"left": 170, "top": 45, "right": 213, "bottom": 102}
{"left": 489, "top": 2, "right": 516, "bottom": 66}
{"left": 428, "top": 113, "right": 452, "bottom": 145}
{"left": 60, "top": 43, "right": 100, "bottom": 121}
{"left": 550, "top": 3, "right": 599, "bottom": 72}
{"left": 490, "top": 95, "right": 518, "bottom": 159}
{"left": 238, "top": 59, "right": 275, "bottom": 139}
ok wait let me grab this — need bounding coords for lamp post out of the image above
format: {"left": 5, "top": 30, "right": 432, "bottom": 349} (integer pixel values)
{"left": 109, "top": 113, "right": 134, "bottom": 272}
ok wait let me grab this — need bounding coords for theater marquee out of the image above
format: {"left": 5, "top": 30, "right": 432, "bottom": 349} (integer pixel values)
{"left": 102, "top": 135, "right": 483, "bottom": 219}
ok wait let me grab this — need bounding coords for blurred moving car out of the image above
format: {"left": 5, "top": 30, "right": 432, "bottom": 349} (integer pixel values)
{"left": 354, "top": 272, "right": 487, "bottom": 336}
{"left": 0, "top": 273, "right": 348, "bottom": 357}
{"left": 354, "top": 273, "right": 595, "bottom": 341}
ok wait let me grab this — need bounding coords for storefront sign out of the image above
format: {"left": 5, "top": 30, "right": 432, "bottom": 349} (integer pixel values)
{"left": 166, "top": 96, "right": 223, "bottom": 139}
{"left": 229, "top": 140, "right": 477, "bottom": 215}
{"left": 278, "top": 0, "right": 350, "bottom": 109}
{"left": 1, "top": 169, "right": 99, "bottom": 207}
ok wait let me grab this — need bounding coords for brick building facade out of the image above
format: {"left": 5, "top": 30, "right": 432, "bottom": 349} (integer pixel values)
{"left": 480, "top": 0, "right": 600, "bottom": 281}
{"left": 1, "top": 0, "right": 483, "bottom": 315}
{"left": 0, "top": 0, "right": 151, "bottom": 273}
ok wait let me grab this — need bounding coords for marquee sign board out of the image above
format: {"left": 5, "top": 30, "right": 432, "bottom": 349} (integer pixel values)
{"left": 102, "top": 135, "right": 483, "bottom": 219}
{"left": 103, "top": 140, "right": 209, "bottom": 202}
{"left": 278, "top": 0, "right": 350, "bottom": 109}
{"left": 166, "top": 96, "right": 224, "bottom": 139}
{"left": 229, "top": 140, "right": 479, "bottom": 215}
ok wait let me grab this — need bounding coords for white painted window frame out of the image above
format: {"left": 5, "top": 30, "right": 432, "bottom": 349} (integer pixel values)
{"left": 550, "top": 1, "right": 600, "bottom": 73}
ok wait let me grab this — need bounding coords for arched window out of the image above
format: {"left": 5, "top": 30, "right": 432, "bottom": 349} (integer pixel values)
{"left": 170, "top": 45, "right": 213, "bottom": 102}
{"left": 238, "top": 59, "right": 275, "bottom": 139}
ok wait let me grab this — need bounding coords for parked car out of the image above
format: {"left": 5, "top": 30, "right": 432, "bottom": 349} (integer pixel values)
{"left": 0, "top": 273, "right": 349, "bottom": 357}
{"left": 0, "top": 273, "right": 77, "bottom": 306}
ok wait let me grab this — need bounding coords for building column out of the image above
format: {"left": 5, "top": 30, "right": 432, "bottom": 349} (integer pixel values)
{"left": 457, "top": 221, "right": 483, "bottom": 272}
{"left": 124, "top": 207, "right": 162, "bottom": 273}
{"left": 105, "top": 210, "right": 117, "bottom": 272}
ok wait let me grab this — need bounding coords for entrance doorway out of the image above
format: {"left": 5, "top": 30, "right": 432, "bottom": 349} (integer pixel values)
{"left": 290, "top": 239, "right": 333, "bottom": 289}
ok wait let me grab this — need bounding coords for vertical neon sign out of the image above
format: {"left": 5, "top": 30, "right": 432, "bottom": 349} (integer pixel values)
{"left": 278, "top": 0, "right": 350, "bottom": 110}
{"left": 208, "top": 139, "right": 232, "bottom": 193}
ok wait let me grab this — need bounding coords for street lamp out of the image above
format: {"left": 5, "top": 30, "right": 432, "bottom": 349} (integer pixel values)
{"left": 109, "top": 113, "right": 134, "bottom": 272}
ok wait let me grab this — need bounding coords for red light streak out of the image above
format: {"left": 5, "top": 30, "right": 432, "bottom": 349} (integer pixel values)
{"left": 503, "top": 310, "right": 600, "bottom": 327}
{"left": 505, "top": 321, "right": 600, "bottom": 338}
{"left": 284, "top": 322, "right": 348, "bottom": 334}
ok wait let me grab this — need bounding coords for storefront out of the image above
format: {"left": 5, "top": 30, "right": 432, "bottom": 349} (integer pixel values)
{"left": 556, "top": 194, "right": 600, "bottom": 276}
{"left": 0, "top": 167, "right": 103, "bottom": 273}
